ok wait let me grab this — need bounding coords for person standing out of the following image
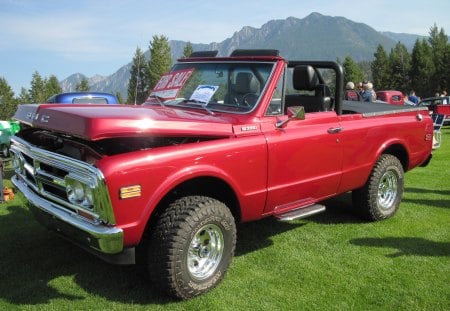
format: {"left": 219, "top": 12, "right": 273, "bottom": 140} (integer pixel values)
{"left": 441, "top": 90, "right": 448, "bottom": 104}
{"left": 361, "top": 82, "right": 373, "bottom": 102}
{"left": 344, "top": 81, "right": 360, "bottom": 101}
{"left": 408, "top": 90, "right": 419, "bottom": 105}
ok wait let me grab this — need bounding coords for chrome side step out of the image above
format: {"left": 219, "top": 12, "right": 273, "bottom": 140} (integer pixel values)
{"left": 275, "top": 204, "right": 326, "bottom": 222}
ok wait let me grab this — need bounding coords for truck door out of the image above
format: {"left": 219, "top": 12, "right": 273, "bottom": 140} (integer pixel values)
{"left": 261, "top": 64, "right": 344, "bottom": 214}
{"left": 262, "top": 112, "right": 343, "bottom": 214}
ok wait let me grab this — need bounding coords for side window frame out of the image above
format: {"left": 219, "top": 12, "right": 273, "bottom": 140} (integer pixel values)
{"left": 264, "top": 66, "right": 286, "bottom": 116}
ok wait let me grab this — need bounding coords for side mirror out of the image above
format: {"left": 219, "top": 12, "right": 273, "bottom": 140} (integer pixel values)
{"left": 291, "top": 105, "right": 306, "bottom": 119}
{"left": 276, "top": 106, "right": 305, "bottom": 128}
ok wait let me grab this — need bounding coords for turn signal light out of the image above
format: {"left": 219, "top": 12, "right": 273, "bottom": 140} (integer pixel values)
{"left": 120, "top": 185, "right": 141, "bottom": 199}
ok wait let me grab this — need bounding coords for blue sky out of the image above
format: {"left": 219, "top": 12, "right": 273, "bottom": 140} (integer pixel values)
{"left": 1, "top": 0, "right": 449, "bottom": 94}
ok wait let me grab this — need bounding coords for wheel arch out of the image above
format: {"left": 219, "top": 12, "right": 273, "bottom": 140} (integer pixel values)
{"left": 135, "top": 176, "right": 241, "bottom": 265}
{"left": 380, "top": 143, "right": 409, "bottom": 172}
{"left": 144, "top": 176, "right": 241, "bottom": 236}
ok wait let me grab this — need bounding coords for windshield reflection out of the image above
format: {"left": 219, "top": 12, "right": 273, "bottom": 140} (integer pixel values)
{"left": 143, "top": 62, "right": 275, "bottom": 114}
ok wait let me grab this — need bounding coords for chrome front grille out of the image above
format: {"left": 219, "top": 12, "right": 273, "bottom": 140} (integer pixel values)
{"left": 10, "top": 136, "right": 116, "bottom": 225}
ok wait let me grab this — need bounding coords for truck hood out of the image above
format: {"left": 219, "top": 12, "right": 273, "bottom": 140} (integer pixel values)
{"left": 13, "top": 104, "right": 238, "bottom": 140}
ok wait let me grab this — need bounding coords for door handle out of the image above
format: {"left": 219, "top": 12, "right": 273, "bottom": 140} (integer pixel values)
{"left": 327, "top": 127, "right": 343, "bottom": 134}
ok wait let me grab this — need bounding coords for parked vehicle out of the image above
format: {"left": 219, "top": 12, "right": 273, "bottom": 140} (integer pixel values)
{"left": 46, "top": 92, "right": 119, "bottom": 104}
{"left": 376, "top": 90, "right": 404, "bottom": 105}
{"left": 0, "top": 120, "right": 20, "bottom": 157}
{"left": 11, "top": 49, "right": 433, "bottom": 299}
{"left": 0, "top": 121, "right": 12, "bottom": 157}
{"left": 419, "top": 96, "right": 450, "bottom": 123}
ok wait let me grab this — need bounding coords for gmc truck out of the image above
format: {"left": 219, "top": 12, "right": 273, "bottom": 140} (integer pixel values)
{"left": 10, "top": 49, "right": 433, "bottom": 299}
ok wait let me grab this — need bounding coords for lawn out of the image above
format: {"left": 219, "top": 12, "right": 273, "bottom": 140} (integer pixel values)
{"left": 0, "top": 128, "right": 449, "bottom": 311}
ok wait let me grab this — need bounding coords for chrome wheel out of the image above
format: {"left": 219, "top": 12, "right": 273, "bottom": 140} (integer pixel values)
{"left": 352, "top": 154, "right": 404, "bottom": 221}
{"left": 146, "top": 196, "right": 236, "bottom": 299}
{"left": 187, "top": 224, "right": 224, "bottom": 281}
{"left": 377, "top": 170, "right": 398, "bottom": 210}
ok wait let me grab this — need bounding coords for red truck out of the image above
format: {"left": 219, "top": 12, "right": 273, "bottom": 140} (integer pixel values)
{"left": 10, "top": 49, "right": 433, "bottom": 299}
{"left": 419, "top": 96, "right": 450, "bottom": 124}
{"left": 376, "top": 90, "right": 404, "bottom": 105}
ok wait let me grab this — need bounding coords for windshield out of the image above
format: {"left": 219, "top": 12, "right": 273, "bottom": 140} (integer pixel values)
{"left": 144, "top": 61, "right": 275, "bottom": 113}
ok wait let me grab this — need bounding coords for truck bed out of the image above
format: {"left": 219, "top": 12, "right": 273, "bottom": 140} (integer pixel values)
{"left": 342, "top": 100, "right": 429, "bottom": 116}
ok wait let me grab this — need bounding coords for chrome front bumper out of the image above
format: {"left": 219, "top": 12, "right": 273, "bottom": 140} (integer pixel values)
{"left": 13, "top": 175, "right": 124, "bottom": 255}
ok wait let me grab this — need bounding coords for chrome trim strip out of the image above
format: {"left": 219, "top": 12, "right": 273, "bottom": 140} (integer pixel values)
{"left": 362, "top": 106, "right": 429, "bottom": 117}
{"left": 12, "top": 175, "right": 123, "bottom": 254}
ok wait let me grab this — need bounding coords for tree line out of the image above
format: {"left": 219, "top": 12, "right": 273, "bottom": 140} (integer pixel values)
{"left": 0, "top": 35, "right": 183, "bottom": 119}
{"left": 342, "top": 24, "right": 449, "bottom": 98}
{"left": 126, "top": 35, "right": 193, "bottom": 104}
{"left": 1, "top": 25, "right": 448, "bottom": 120}
{"left": 0, "top": 72, "right": 96, "bottom": 120}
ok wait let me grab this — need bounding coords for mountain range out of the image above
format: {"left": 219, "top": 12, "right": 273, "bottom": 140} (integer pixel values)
{"left": 60, "top": 12, "right": 425, "bottom": 99}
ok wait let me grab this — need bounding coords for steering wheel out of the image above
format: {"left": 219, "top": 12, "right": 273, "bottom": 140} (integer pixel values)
{"left": 241, "top": 93, "right": 259, "bottom": 107}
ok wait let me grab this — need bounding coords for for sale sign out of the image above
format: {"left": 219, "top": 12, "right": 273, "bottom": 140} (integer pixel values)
{"left": 147, "top": 68, "right": 194, "bottom": 101}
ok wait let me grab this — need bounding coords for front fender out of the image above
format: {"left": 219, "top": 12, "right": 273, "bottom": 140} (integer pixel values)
{"left": 98, "top": 136, "right": 268, "bottom": 246}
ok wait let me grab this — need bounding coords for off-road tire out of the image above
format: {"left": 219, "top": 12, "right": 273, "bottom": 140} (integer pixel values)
{"left": 146, "top": 195, "right": 236, "bottom": 299}
{"left": 352, "top": 154, "right": 404, "bottom": 221}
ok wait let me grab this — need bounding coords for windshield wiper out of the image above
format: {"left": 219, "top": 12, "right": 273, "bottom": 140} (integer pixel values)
{"left": 146, "top": 94, "right": 165, "bottom": 106}
{"left": 180, "top": 99, "right": 215, "bottom": 115}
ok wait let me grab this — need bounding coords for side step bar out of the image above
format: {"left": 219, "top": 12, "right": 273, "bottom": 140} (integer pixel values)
{"left": 275, "top": 204, "right": 326, "bottom": 222}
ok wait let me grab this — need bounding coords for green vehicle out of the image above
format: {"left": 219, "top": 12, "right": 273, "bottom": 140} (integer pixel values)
{"left": 0, "top": 120, "right": 20, "bottom": 157}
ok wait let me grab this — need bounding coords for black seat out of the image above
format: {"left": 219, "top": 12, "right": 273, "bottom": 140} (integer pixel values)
{"left": 230, "top": 72, "right": 259, "bottom": 106}
{"left": 285, "top": 65, "right": 331, "bottom": 113}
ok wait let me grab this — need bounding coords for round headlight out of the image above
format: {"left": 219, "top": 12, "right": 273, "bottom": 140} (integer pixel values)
{"left": 65, "top": 177, "right": 94, "bottom": 208}
{"left": 81, "top": 187, "right": 93, "bottom": 207}
{"left": 67, "top": 180, "right": 84, "bottom": 204}
{"left": 73, "top": 181, "right": 85, "bottom": 200}
{"left": 12, "top": 152, "right": 24, "bottom": 174}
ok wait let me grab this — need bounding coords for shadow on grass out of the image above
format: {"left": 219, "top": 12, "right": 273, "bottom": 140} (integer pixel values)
{"left": 235, "top": 218, "right": 304, "bottom": 256}
{"left": 2, "top": 187, "right": 441, "bottom": 306}
{"left": 0, "top": 204, "right": 311, "bottom": 306}
{"left": 234, "top": 193, "right": 366, "bottom": 256}
{"left": 403, "top": 197, "right": 450, "bottom": 209}
{"left": 313, "top": 193, "right": 365, "bottom": 225}
{"left": 405, "top": 187, "right": 450, "bottom": 196}
{"left": 350, "top": 237, "right": 450, "bottom": 257}
{"left": 0, "top": 205, "right": 177, "bottom": 306}
{"left": 404, "top": 187, "right": 450, "bottom": 208}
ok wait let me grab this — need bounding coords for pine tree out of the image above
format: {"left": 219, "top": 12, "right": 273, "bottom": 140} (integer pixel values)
{"left": 0, "top": 77, "right": 19, "bottom": 119}
{"left": 17, "top": 87, "right": 31, "bottom": 104}
{"left": 46, "top": 75, "right": 63, "bottom": 97}
{"left": 116, "top": 92, "right": 123, "bottom": 104}
{"left": 429, "top": 24, "right": 449, "bottom": 93}
{"left": 29, "top": 71, "right": 47, "bottom": 103}
{"left": 127, "top": 47, "right": 148, "bottom": 104}
{"left": 183, "top": 42, "right": 194, "bottom": 58}
{"left": 388, "top": 42, "right": 411, "bottom": 92}
{"left": 410, "top": 39, "right": 434, "bottom": 97}
{"left": 371, "top": 45, "right": 391, "bottom": 90}
{"left": 342, "top": 56, "right": 364, "bottom": 86}
{"left": 76, "top": 77, "right": 90, "bottom": 92}
{"left": 445, "top": 44, "right": 450, "bottom": 94}
{"left": 148, "top": 35, "right": 173, "bottom": 91}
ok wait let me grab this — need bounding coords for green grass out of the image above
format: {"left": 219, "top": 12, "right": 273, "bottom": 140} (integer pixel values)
{"left": 1, "top": 128, "right": 449, "bottom": 310}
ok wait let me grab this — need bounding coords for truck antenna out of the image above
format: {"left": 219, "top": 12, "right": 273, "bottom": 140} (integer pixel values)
{"left": 134, "top": 51, "right": 142, "bottom": 105}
